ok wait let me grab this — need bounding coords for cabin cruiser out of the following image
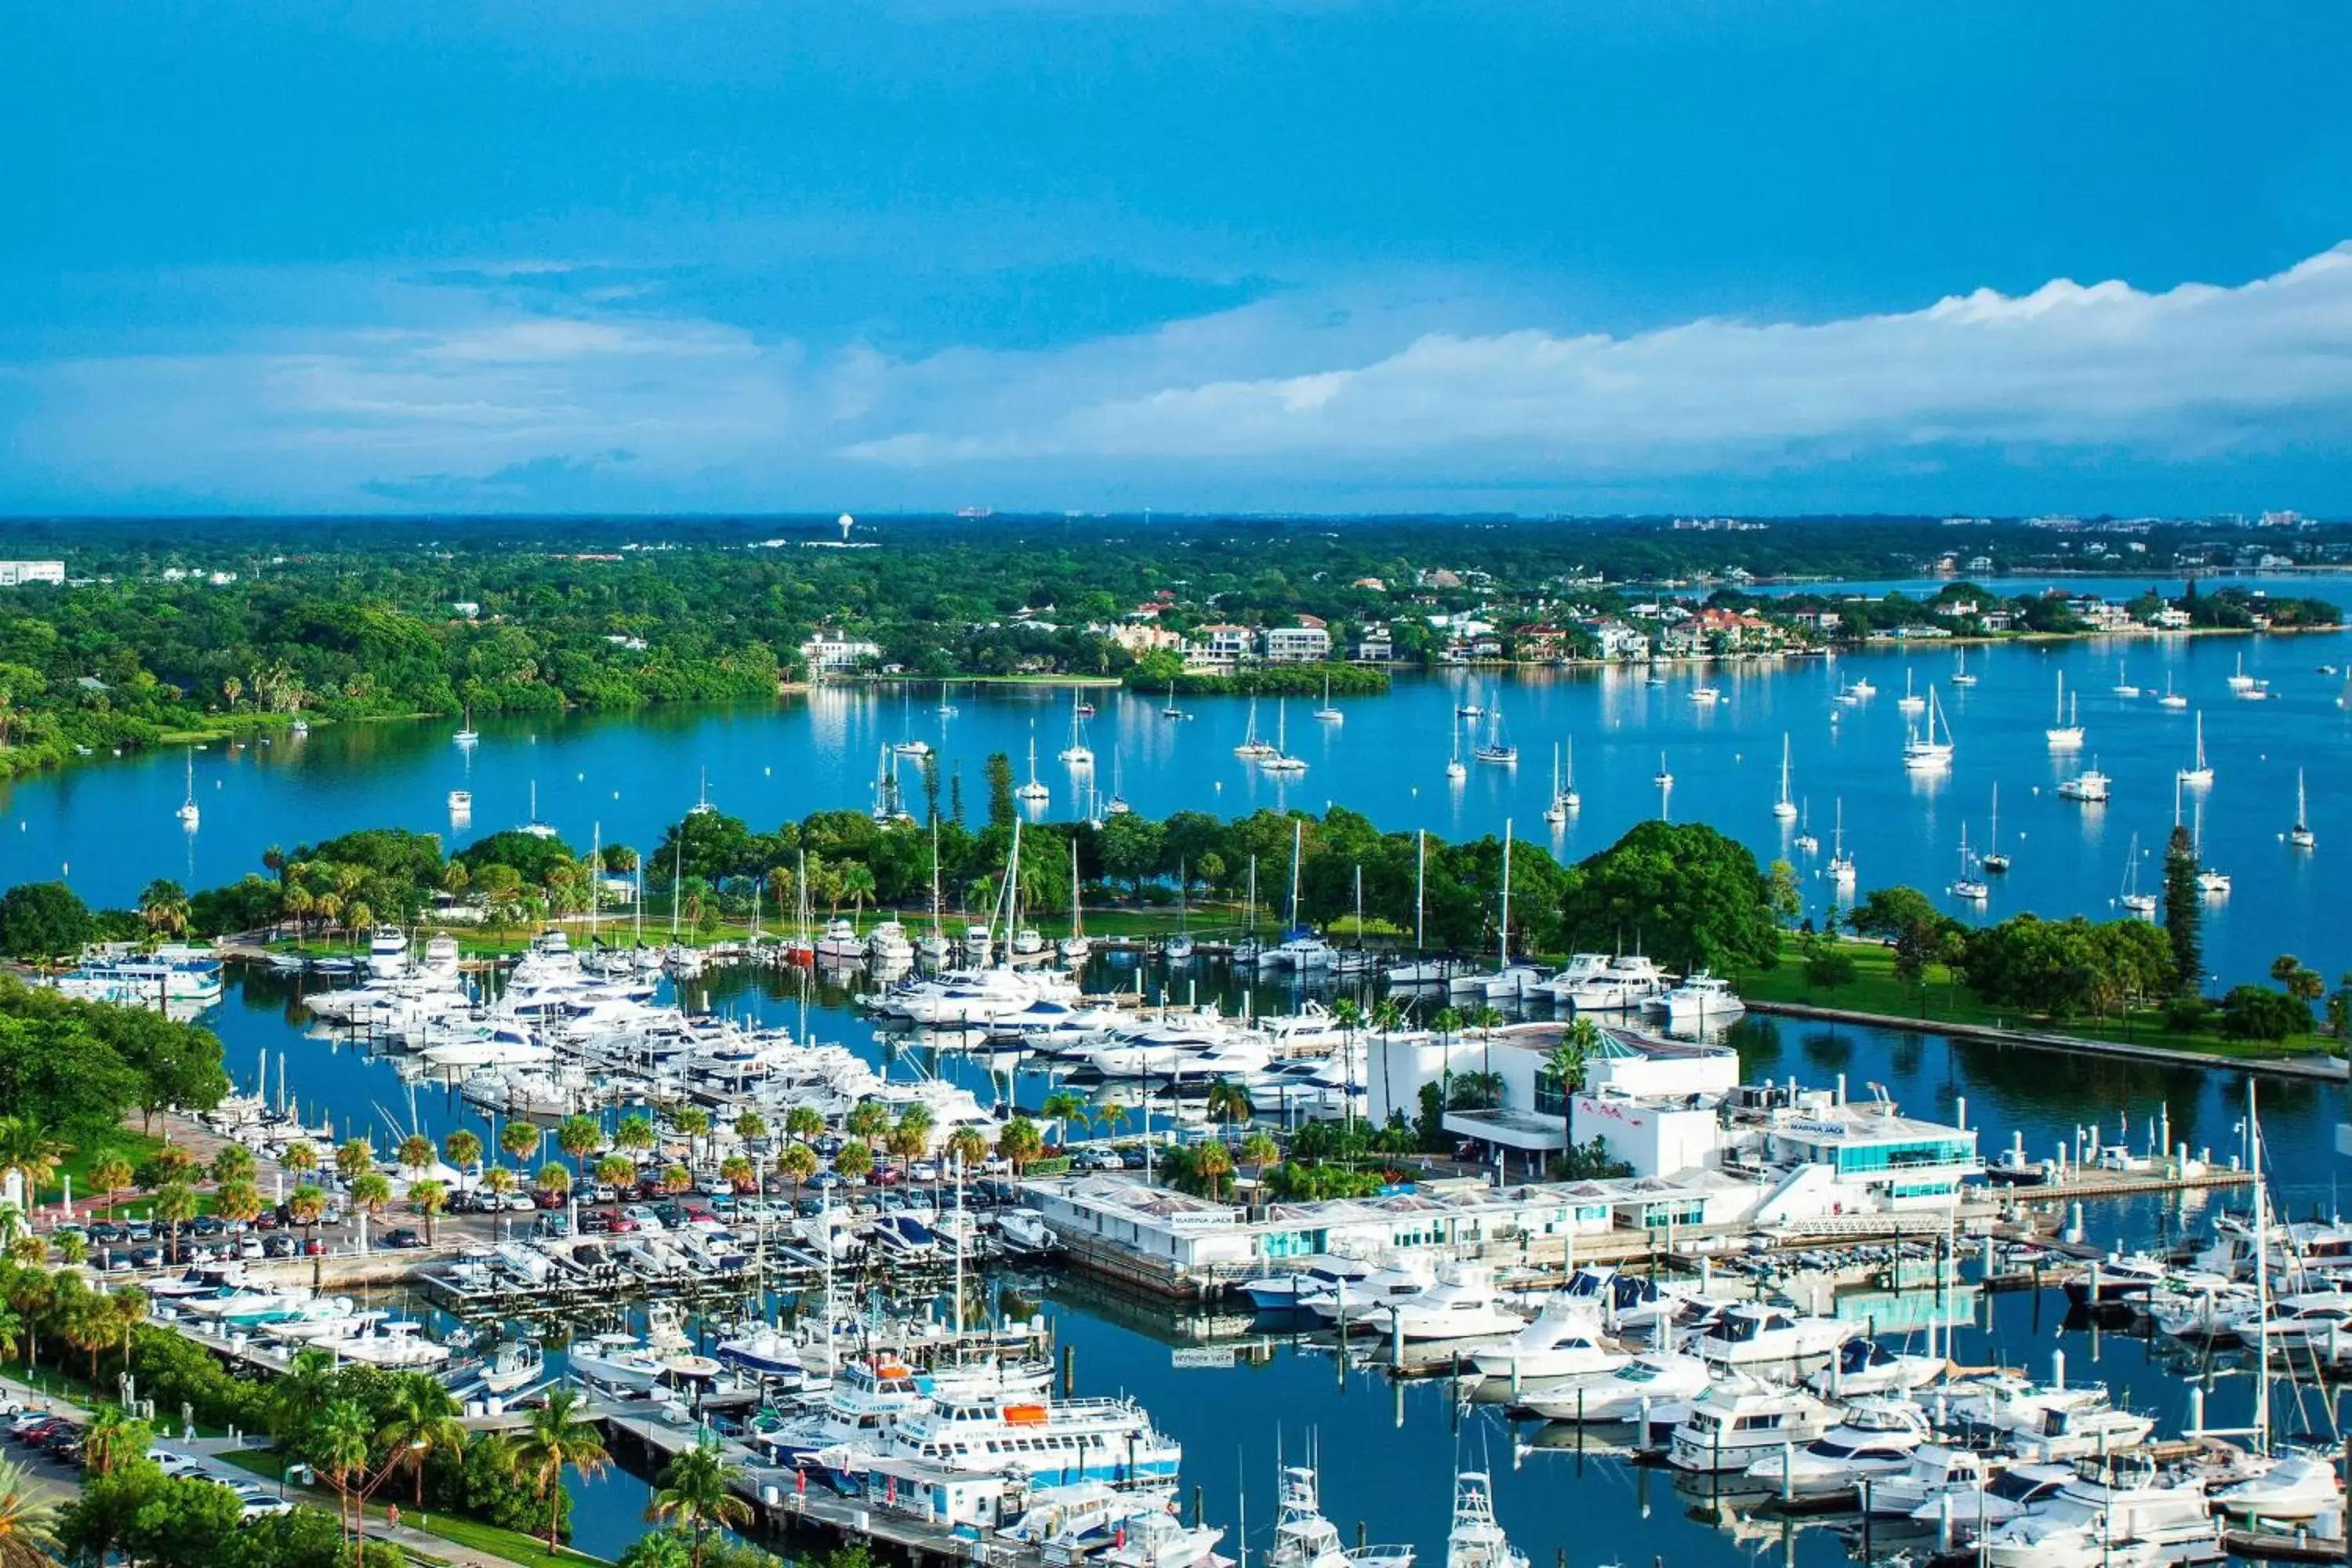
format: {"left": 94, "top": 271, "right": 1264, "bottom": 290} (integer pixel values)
{"left": 1805, "top": 1336, "right": 1946, "bottom": 1396}
{"left": 1559, "top": 955, "right": 1670, "bottom": 1013}
{"left": 1520, "top": 1349, "right": 1715, "bottom": 1424}
{"left": 1896, "top": 1457, "right": 2080, "bottom": 1537}
{"left": 996, "top": 1210, "right": 1060, "bottom": 1255}
{"left": 1093, "top": 1505, "right": 1224, "bottom": 1568}
{"left": 2212, "top": 1449, "right": 2346, "bottom": 1521}
{"left": 1667, "top": 1385, "right": 1838, "bottom": 1472}
{"left": 1237, "top": 1257, "right": 1374, "bottom": 1312}
{"left": 1977, "top": 1460, "right": 2223, "bottom": 1568}
{"left": 52, "top": 953, "right": 225, "bottom": 1007}
{"left": 315, "top": 1318, "right": 453, "bottom": 1369}
{"left": 1682, "top": 1302, "right": 1851, "bottom": 1370}
{"left": 1740, "top": 1399, "right": 1932, "bottom": 1497}
{"left": 1940, "top": 1375, "right": 2156, "bottom": 1461}
{"left": 1301, "top": 1255, "right": 1437, "bottom": 1325}
{"left": 1865, "top": 1443, "right": 2005, "bottom": 1516}
{"left": 1364, "top": 1264, "right": 1528, "bottom": 1343}
{"left": 1261, "top": 931, "right": 1338, "bottom": 971}
{"left": 1647, "top": 971, "right": 1745, "bottom": 1026}
{"left": 866, "top": 921, "right": 915, "bottom": 965}
{"left": 2060, "top": 1250, "right": 2167, "bottom": 1306}
{"left": 884, "top": 967, "right": 1082, "bottom": 1027}
{"left": 1467, "top": 1298, "right": 1628, "bottom": 1381}
{"left": 755, "top": 1356, "right": 934, "bottom": 1467}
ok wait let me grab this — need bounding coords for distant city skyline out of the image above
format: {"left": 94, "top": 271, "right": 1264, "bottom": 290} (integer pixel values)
{"left": 5, "top": 3, "right": 2351, "bottom": 516}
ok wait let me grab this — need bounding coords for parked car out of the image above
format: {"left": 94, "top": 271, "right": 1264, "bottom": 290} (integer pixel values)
{"left": 262, "top": 1235, "right": 296, "bottom": 1258}
{"left": 380, "top": 1227, "right": 425, "bottom": 1249}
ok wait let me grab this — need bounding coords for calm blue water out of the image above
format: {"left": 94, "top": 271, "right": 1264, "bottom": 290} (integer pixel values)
{"left": 8, "top": 625, "right": 2347, "bottom": 988}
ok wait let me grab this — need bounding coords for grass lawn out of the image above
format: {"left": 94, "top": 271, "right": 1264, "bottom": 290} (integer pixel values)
{"left": 1741, "top": 933, "right": 2332, "bottom": 1062}
{"left": 220, "top": 1449, "right": 607, "bottom": 1568}
{"left": 34, "top": 1128, "right": 167, "bottom": 1207}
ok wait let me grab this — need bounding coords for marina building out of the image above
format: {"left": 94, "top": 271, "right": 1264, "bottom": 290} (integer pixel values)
{"left": 0, "top": 560, "right": 65, "bottom": 586}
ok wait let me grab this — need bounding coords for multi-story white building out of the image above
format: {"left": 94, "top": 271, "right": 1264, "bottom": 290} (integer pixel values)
{"left": 0, "top": 561, "right": 66, "bottom": 586}
{"left": 798, "top": 629, "right": 881, "bottom": 674}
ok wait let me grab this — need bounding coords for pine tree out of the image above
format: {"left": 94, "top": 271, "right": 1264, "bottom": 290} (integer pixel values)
{"left": 2162, "top": 824, "right": 2202, "bottom": 996}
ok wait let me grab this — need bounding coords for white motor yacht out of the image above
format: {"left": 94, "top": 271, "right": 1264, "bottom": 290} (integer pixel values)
{"left": 1804, "top": 1335, "right": 1946, "bottom": 1396}
{"left": 1560, "top": 955, "right": 1670, "bottom": 1012}
{"left": 2212, "top": 1450, "right": 2345, "bottom": 1522}
{"left": 1236, "top": 1257, "right": 1374, "bottom": 1312}
{"left": 1648, "top": 971, "right": 1744, "bottom": 1025}
{"left": 1520, "top": 1349, "right": 1714, "bottom": 1424}
{"left": 1682, "top": 1302, "right": 1852, "bottom": 1370}
{"left": 1442, "top": 1472, "right": 1527, "bottom": 1568}
{"left": 1266, "top": 1464, "right": 1415, "bottom": 1568}
{"left": 1468, "top": 1298, "right": 1628, "bottom": 1381}
{"left": 1302, "top": 1255, "right": 1437, "bottom": 1325}
{"left": 1740, "top": 1399, "right": 1932, "bottom": 1497}
{"left": 1667, "top": 1385, "right": 1838, "bottom": 1472}
{"left": 1368, "top": 1263, "right": 1530, "bottom": 1342}
{"left": 1979, "top": 1462, "right": 2221, "bottom": 1568}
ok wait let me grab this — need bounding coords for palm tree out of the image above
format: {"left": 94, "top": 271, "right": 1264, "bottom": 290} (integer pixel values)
{"left": 1240, "top": 1131, "right": 1279, "bottom": 1185}
{"left": 833, "top": 1143, "right": 874, "bottom": 1185}
{"left": 1192, "top": 1140, "right": 1235, "bottom": 1201}
{"left": 89, "top": 1152, "right": 133, "bottom": 1225}
{"left": 137, "top": 878, "right": 191, "bottom": 941}
{"left": 80, "top": 1406, "right": 150, "bottom": 1479}
{"left": 152, "top": 1180, "right": 198, "bottom": 1265}
{"left": 1472, "top": 1004, "right": 1504, "bottom": 1081}
{"left": 783, "top": 1105, "right": 824, "bottom": 1145}
{"left": 535, "top": 1163, "right": 572, "bottom": 1203}
{"left": 672, "top": 1107, "right": 712, "bottom": 1167}
{"left": 557, "top": 1115, "right": 603, "bottom": 1180}
{"left": 209, "top": 1142, "right": 256, "bottom": 1187}
{"left": 214, "top": 1178, "right": 263, "bottom": 1230}
{"left": 279, "top": 1141, "right": 319, "bottom": 1187}
{"left": 504, "top": 1388, "right": 611, "bottom": 1550}
{"left": 499, "top": 1120, "right": 544, "bottom": 1175}
{"left": 596, "top": 1154, "right": 637, "bottom": 1196}
{"left": 717, "top": 1156, "right": 755, "bottom": 1194}
{"left": 732, "top": 1110, "right": 768, "bottom": 1146}
{"left": 51, "top": 1230, "right": 85, "bottom": 1269}
{"left": 395, "top": 1134, "right": 435, "bottom": 1181}
{"left": 442, "top": 1131, "right": 481, "bottom": 1190}
{"left": 1097, "top": 1102, "right": 1130, "bottom": 1143}
{"left": 614, "top": 1113, "right": 657, "bottom": 1159}
{"left": 0, "top": 1455, "right": 63, "bottom": 1568}
{"left": 287, "top": 1183, "right": 326, "bottom": 1251}
{"left": 408, "top": 1179, "right": 448, "bottom": 1244}
{"left": 350, "top": 1171, "right": 394, "bottom": 1227}
{"left": 944, "top": 1126, "right": 989, "bottom": 1177}
{"left": 1205, "top": 1079, "right": 1254, "bottom": 1132}
{"left": 775, "top": 1143, "right": 818, "bottom": 1195}
{"left": 838, "top": 862, "right": 878, "bottom": 925}
{"left": 2, "top": 1274, "right": 50, "bottom": 1371}
{"left": 314, "top": 1396, "right": 376, "bottom": 1541}
{"left": 1040, "top": 1091, "right": 1085, "bottom": 1149}
{"left": 644, "top": 1436, "right": 753, "bottom": 1568}
{"left": 377, "top": 1370, "right": 467, "bottom": 1505}
{"left": 998, "top": 1116, "right": 1044, "bottom": 1175}
{"left": 884, "top": 1123, "right": 925, "bottom": 1185}
{"left": 479, "top": 1167, "right": 517, "bottom": 1207}
{"left": 0, "top": 1120, "right": 69, "bottom": 1212}
{"left": 336, "top": 1137, "right": 376, "bottom": 1186}
{"left": 104, "top": 1285, "right": 145, "bottom": 1375}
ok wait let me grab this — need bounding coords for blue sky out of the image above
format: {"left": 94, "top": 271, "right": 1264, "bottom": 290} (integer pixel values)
{"left": 5, "top": 1, "right": 2352, "bottom": 515}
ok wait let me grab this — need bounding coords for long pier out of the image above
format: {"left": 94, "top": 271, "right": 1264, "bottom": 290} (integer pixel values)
{"left": 1745, "top": 999, "right": 2350, "bottom": 1081}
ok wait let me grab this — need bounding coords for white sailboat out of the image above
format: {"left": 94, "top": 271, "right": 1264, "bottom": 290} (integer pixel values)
{"left": 1057, "top": 690, "right": 1094, "bottom": 767}
{"left": 1951, "top": 645, "right": 1977, "bottom": 687}
{"left": 1234, "top": 698, "right": 1277, "bottom": 759}
{"left": 2112, "top": 661, "right": 2141, "bottom": 699}
{"left": 1472, "top": 702, "right": 1518, "bottom": 764}
{"left": 2158, "top": 674, "right": 2188, "bottom": 709}
{"left": 1015, "top": 727, "right": 1051, "bottom": 804}
{"left": 2118, "top": 833, "right": 2157, "bottom": 916}
{"left": 2228, "top": 652, "right": 2259, "bottom": 693}
{"left": 452, "top": 705, "right": 479, "bottom": 746}
{"left": 176, "top": 749, "right": 201, "bottom": 829}
{"left": 2046, "top": 671, "right": 2085, "bottom": 750}
{"left": 1980, "top": 782, "right": 2010, "bottom": 873}
{"left": 2176, "top": 710, "right": 2214, "bottom": 788}
{"left": 1773, "top": 731, "right": 1799, "bottom": 819}
{"left": 2194, "top": 799, "right": 2230, "bottom": 896}
{"left": 1897, "top": 669, "right": 1926, "bottom": 715}
{"left": 2289, "top": 768, "right": 2316, "bottom": 849}
{"left": 1260, "top": 700, "right": 1308, "bottom": 773}
{"left": 1792, "top": 799, "right": 1818, "bottom": 855}
{"left": 1058, "top": 840, "right": 1091, "bottom": 964}
{"left": 1313, "top": 675, "right": 1343, "bottom": 723}
{"left": 1164, "top": 860, "right": 1195, "bottom": 964}
{"left": 1827, "top": 799, "right": 1857, "bottom": 887}
{"left": 1445, "top": 714, "right": 1467, "bottom": 782}
{"left": 1900, "top": 685, "right": 1954, "bottom": 771}
{"left": 1105, "top": 750, "right": 1132, "bottom": 815}
{"left": 1951, "top": 822, "right": 1989, "bottom": 902}
{"left": 1543, "top": 741, "right": 1578, "bottom": 824}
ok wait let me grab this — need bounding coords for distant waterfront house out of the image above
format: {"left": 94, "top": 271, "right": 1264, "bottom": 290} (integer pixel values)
{"left": 1263, "top": 618, "right": 1331, "bottom": 663}
{"left": 1185, "top": 622, "right": 1256, "bottom": 670}
{"left": 799, "top": 629, "right": 881, "bottom": 674}
{"left": 1588, "top": 620, "right": 1651, "bottom": 660}
{"left": 1351, "top": 623, "right": 1394, "bottom": 662}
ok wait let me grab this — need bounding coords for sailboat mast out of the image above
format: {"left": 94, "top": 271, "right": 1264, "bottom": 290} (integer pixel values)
{"left": 1498, "top": 819, "right": 1513, "bottom": 967}
{"left": 1414, "top": 829, "right": 1426, "bottom": 953}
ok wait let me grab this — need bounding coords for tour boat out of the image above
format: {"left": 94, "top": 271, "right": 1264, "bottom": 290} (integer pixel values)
{"left": 1441, "top": 1472, "right": 1527, "bottom": 1568}
{"left": 2056, "top": 761, "right": 2111, "bottom": 803}
{"left": 2290, "top": 768, "right": 2316, "bottom": 849}
{"left": 1016, "top": 730, "right": 1051, "bottom": 804}
{"left": 1313, "top": 675, "right": 1343, "bottom": 723}
{"left": 2177, "top": 710, "right": 2213, "bottom": 787}
{"left": 1900, "top": 684, "right": 1955, "bottom": 771}
{"left": 1772, "top": 732, "right": 1798, "bottom": 819}
{"left": 2045, "top": 672, "right": 2085, "bottom": 750}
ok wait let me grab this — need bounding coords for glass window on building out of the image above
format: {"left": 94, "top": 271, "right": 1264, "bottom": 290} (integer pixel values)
{"left": 1834, "top": 1138, "right": 1974, "bottom": 1175}
{"left": 1534, "top": 1069, "right": 1569, "bottom": 1119}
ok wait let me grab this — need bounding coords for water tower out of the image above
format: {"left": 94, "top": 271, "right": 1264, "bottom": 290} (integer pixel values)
{"left": 837, "top": 513, "right": 855, "bottom": 543}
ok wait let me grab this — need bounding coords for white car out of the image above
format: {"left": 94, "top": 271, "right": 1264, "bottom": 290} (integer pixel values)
{"left": 146, "top": 1446, "right": 205, "bottom": 1479}
{"left": 234, "top": 1486, "right": 293, "bottom": 1519}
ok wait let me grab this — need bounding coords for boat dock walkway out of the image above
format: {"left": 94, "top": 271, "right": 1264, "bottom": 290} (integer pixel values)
{"left": 1747, "top": 999, "right": 2350, "bottom": 1081}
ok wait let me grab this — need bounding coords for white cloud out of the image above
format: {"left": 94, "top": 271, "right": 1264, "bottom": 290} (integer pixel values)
{"left": 6, "top": 246, "right": 2352, "bottom": 510}
{"left": 841, "top": 245, "right": 2352, "bottom": 474}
